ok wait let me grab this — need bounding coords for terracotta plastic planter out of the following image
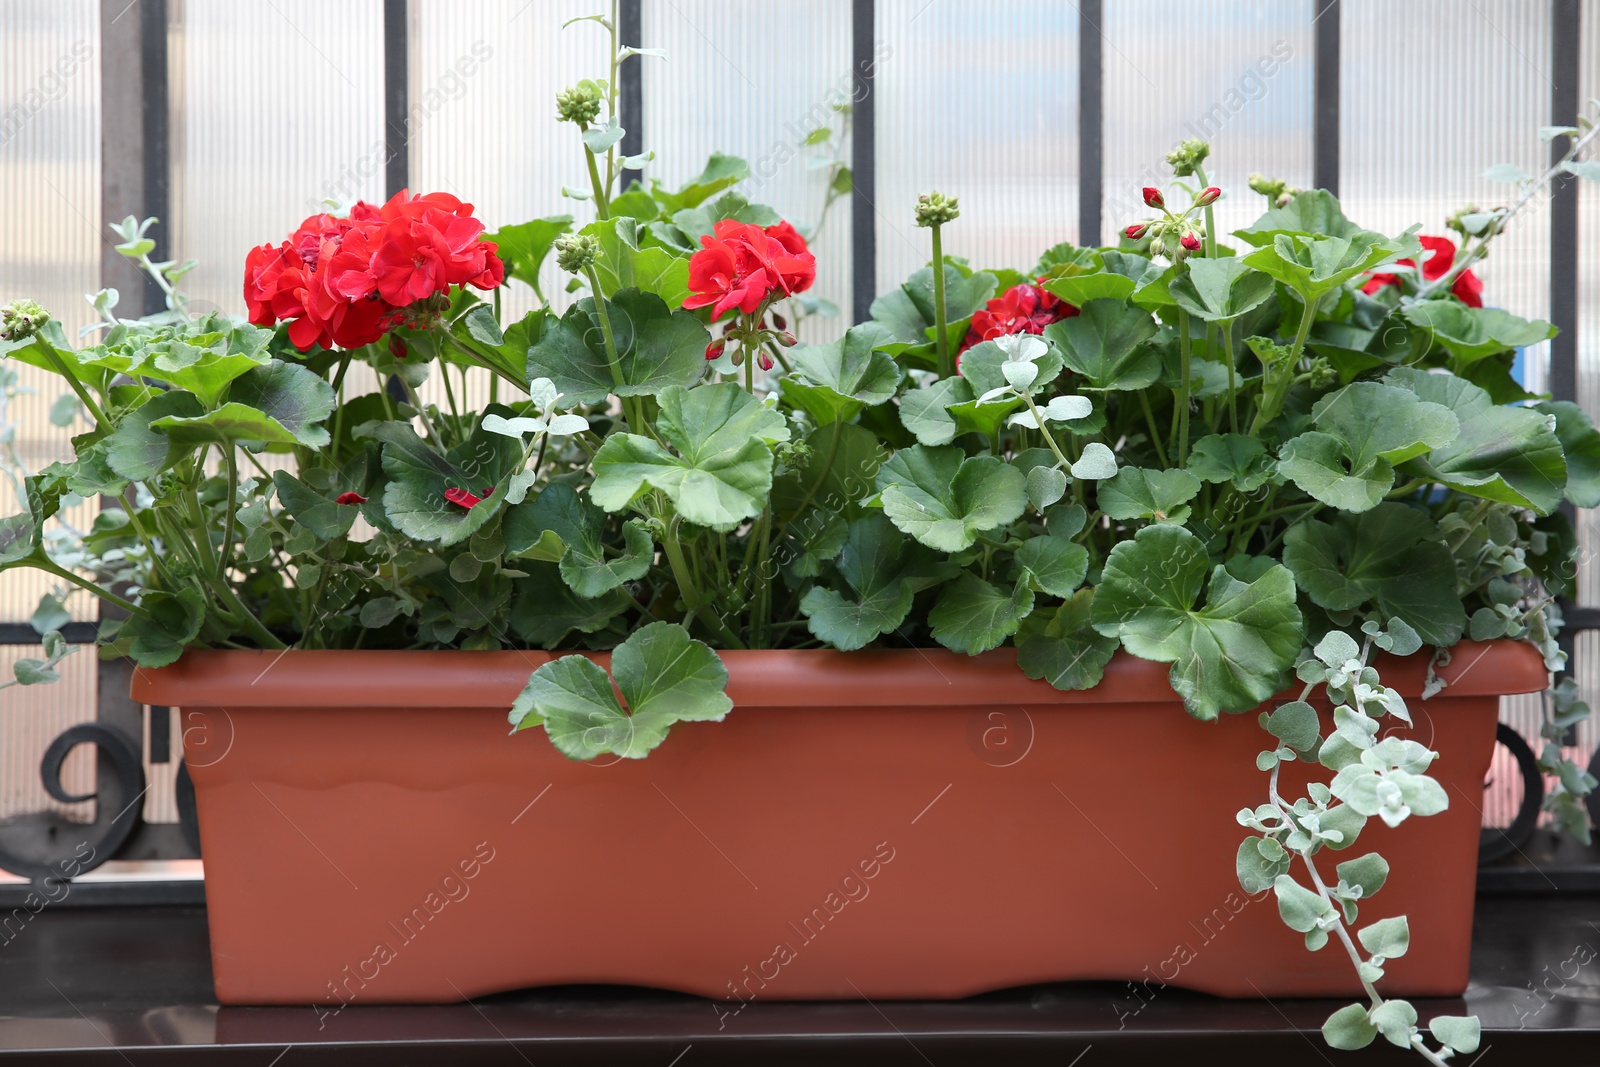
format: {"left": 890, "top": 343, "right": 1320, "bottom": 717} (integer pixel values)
{"left": 134, "top": 640, "right": 1544, "bottom": 1007}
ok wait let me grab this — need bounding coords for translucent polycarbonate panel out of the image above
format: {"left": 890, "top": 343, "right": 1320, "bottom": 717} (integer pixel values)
{"left": 874, "top": 1, "right": 1078, "bottom": 297}
{"left": 407, "top": 1, "right": 612, "bottom": 414}
{"left": 0, "top": 0, "right": 101, "bottom": 624}
{"left": 1578, "top": 0, "right": 1600, "bottom": 609}
{"left": 0, "top": 646, "right": 96, "bottom": 822}
{"left": 1342, "top": 0, "right": 1553, "bottom": 389}
{"left": 171, "top": 0, "right": 385, "bottom": 318}
{"left": 1101, "top": 0, "right": 1313, "bottom": 243}
{"left": 644, "top": 0, "right": 853, "bottom": 339}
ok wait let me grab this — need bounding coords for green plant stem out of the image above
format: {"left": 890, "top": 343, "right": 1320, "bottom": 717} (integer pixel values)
{"left": 218, "top": 446, "right": 238, "bottom": 582}
{"left": 775, "top": 418, "right": 843, "bottom": 536}
{"left": 439, "top": 355, "right": 462, "bottom": 427}
{"left": 1137, "top": 390, "right": 1167, "bottom": 467}
{"left": 1021, "top": 393, "right": 1072, "bottom": 471}
{"left": 34, "top": 557, "right": 148, "bottom": 619}
{"left": 32, "top": 341, "right": 109, "bottom": 432}
{"left": 1222, "top": 319, "right": 1238, "bottom": 434}
{"left": 1261, "top": 502, "right": 1323, "bottom": 554}
{"left": 1176, "top": 307, "right": 1194, "bottom": 465}
{"left": 931, "top": 226, "right": 951, "bottom": 379}
{"left": 1249, "top": 293, "right": 1319, "bottom": 437}
{"left": 584, "top": 146, "right": 610, "bottom": 220}
{"left": 581, "top": 265, "right": 637, "bottom": 434}
{"left": 660, "top": 516, "right": 745, "bottom": 649}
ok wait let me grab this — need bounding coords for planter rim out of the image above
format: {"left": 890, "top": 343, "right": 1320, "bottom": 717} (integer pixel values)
{"left": 131, "top": 640, "right": 1546, "bottom": 710}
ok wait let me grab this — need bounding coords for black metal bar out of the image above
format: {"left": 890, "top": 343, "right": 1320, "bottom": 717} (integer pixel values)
{"left": 618, "top": 0, "right": 643, "bottom": 191}
{"left": 139, "top": 0, "right": 169, "bottom": 316}
{"left": 383, "top": 0, "right": 409, "bottom": 199}
{"left": 1563, "top": 606, "right": 1600, "bottom": 633}
{"left": 1313, "top": 0, "right": 1340, "bottom": 194}
{"left": 1549, "top": 0, "right": 1580, "bottom": 406}
{"left": 849, "top": 0, "right": 877, "bottom": 324}
{"left": 1077, "top": 0, "right": 1103, "bottom": 247}
{"left": 0, "top": 622, "right": 98, "bottom": 645}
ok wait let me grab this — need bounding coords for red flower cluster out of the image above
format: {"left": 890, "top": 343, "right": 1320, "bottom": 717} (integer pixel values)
{"left": 1361, "top": 235, "right": 1482, "bottom": 308}
{"left": 244, "top": 190, "right": 504, "bottom": 352}
{"left": 684, "top": 219, "right": 816, "bottom": 320}
{"left": 959, "top": 280, "right": 1080, "bottom": 355}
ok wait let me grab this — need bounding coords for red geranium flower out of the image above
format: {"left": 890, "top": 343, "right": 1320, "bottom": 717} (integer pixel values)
{"left": 1361, "top": 235, "right": 1482, "bottom": 308}
{"left": 444, "top": 487, "right": 484, "bottom": 509}
{"left": 243, "top": 189, "right": 504, "bottom": 353}
{"left": 958, "top": 280, "right": 1080, "bottom": 357}
{"left": 683, "top": 219, "right": 816, "bottom": 320}
{"left": 334, "top": 491, "right": 367, "bottom": 505}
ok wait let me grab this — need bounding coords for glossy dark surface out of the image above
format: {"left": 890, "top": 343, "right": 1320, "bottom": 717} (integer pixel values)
{"left": 1, "top": 896, "right": 1597, "bottom": 1064}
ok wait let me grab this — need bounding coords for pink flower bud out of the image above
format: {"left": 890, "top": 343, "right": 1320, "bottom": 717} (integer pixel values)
{"left": 771, "top": 312, "right": 788, "bottom": 331}
{"left": 705, "top": 339, "right": 726, "bottom": 361}
{"left": 778, "top": 332, "right": 798, "bottom": 347}
{"left": 1180, "top": 232, "right": 1202, "bottom": 251}
{"left": 1195, "top": 186, "right": 1221, "bottom": 207}
{"left": 1125, "top": 222, "right": 1150, "bottom": 240}
{"left": 1142, "top": 187, "right": 1164, "bottom": 209}
{"left": 730, "top": 348, "right": 745, "bottom": 367}
{"left": 757, "top": 351, "right": 775, "bottom": 371}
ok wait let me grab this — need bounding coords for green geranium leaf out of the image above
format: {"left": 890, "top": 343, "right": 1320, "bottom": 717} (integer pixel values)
{"left": 1388, "top": 366, "right": 1566, "bottom": 514}
{"left": 584, "top": 216, "right": 691, "bottom": 306}
{"left": 875, "top": 445, "right": 1026, "bottom": 552}
{"left": 929, "top": 572, "right": 1035, "bottom": 655}
{"left": 1278, "top": 381, "right": 1458, "bottom": 512}
{"left": 1322, "top": 1003, "right": 1379, "bottom": 1051}
{"left": 1188, "top": 434, "right": 1272, "bottom": 491}
{"left": 898, "top": 376, "right": 968, "bottom": 446}
{"left": 1015, "top": 588, "right": 1118, "bottom": 692}
{"left": 1282, "top": 504, "right": 1464, "bottom": 646}
{"left": 591, "top": 382, "right": 787, "bottom": 530}
{"left": 869, "top": 264, "right": 997, "bottom": 344}
{"left": 1235, "top": 189, "right": 1365, "bottom": 247}
{"left": 1167, "top": 258, "right": 1276, "bottom": 324}
{"left": 1013, "top": 535, "right": 1089, "bottom": 597}
{"left": 652, "top": 152, "right": 750, "bottom": 214}
{"left": 1538, "top": 400, "right": 1600, "bottom": 508}
{"left": 362, "top": 416, "right": 521, "bottom": 546}
{"left": 0, "top": 514, "right": 35, "bottom": 566}
{"left": 511, "top": 622, "right": 732, "bottom": 760}
{"left": 771, "top": 422, "right": 887, "bottom": 525}
{"left": 1096, "top": 467, "right": 1202, "bottom": 523}
{"left": 150, "top": 403, "right": 302, "bottom": 448}
{"left": 1244, "top": 230, "right": 1418, "bottom": 300}
{"left": 1041, "top": 253, "right": 1157, "bottom": 306}
{"left": 526, "top": 288, "right": 710, "bottom": 406}
{"left": 780, "top": 322, "right": 901, "bottom": 425}
{"left": 1400, "top": 302, "right": 1556, "bottom": 364}
{"left": 799, "top": 514, "right": 955, "bottom": 651}
{"left": 105, "top": 390, "right": 204, "bottom": 480}
{"left": 1091, "top": 525, "right": 1303, "bottom": 720}
{"left": 118, "top": 587, "right": 207, "bottom": 668}
{"left": 225, "top": 359, "right": 337, "bottom": 447}
{"left": 1043, "top": 299, "right": 1161, "bottom": 390}
{"left": 503, "top": 482, "right": 652, "bottom": 598}
{"left": 484, "top": 215, "right": 572, "bottom": 299}
{"left": 509, "top": 564, "right": 626, "bottom": 645}
{"left": 271, "top": 471, "right": 357, "bottom": 541}
{"left": 78, "top": 321, "right": 275, "bottom": 407}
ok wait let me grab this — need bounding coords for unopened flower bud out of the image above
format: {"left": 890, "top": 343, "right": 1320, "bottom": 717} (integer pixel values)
{"left": 1165, "top": 137, "right": 1211, "bottom": 177}
{"left": 914, "top": 190, "right": 960, "bottom": 227}
{"left": 1248, "top": 172, "right": 1285, "bottom": 200}
{"left": 1195, "top": 186, "right": 1222, "bottom": 207}
{"left": 554, "top": 233, "right": 599, "bottom": 274}
{"left": 1124, "top": 222, "right": 1150, "bottom": 240}
{"left": 705, "top": 339, "right": 726, "bottom": 362}
{"left": 1142, "top": 187, "right": 1165, "bottom": 209}
{"left": 1180, "top": 232, "right": 1202, "bottom": 252}
{"left": 722, "top": 320, "right": 738, "bottom": 335}
{"left": 0, "top": 299, "right": 49, "bottom": 342}
{"left": 777, "top": 332, "right": 798, "bottom": 347}
{"left": 730, "top": 348, "right": 746, "bottom": 367}
{"left": 757, "top": 350, "right": 775, "bottom": 372}
{"left": 1149, "top": 237, "right": 1166, "bottom": 257}
{"left": 389, "top": 335, "right": 408, "bottom": 360}
{"left": 555, "top": 82, "right": 603, "bottom": 126}
{"left": 770, "top": 312, "right": 787, "bottom": 331}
